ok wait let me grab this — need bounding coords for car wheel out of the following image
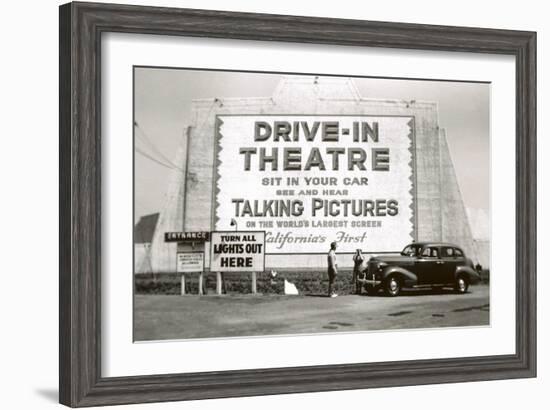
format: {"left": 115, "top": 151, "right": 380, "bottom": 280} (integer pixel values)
{"left": 384, "top": 276, "right": 401, "bottom": 297}
{"left": 455, "top": 276, "right": 469, "bottom": 294}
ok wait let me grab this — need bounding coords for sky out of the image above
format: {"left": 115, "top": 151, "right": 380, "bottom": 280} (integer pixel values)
{"left": 134, "top": 68, "right": 490, "bottom": 229}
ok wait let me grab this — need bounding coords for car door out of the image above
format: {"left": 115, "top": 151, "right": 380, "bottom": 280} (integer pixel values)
{"left": 439, "top": 247, "right": 458, "bottom": 284}
{"left": 414, "top": 246, "right": 440, "bottom": 285}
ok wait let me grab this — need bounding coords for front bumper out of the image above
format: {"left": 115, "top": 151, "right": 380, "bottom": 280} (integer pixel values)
{"left": 364, "top": 279, "right": 382, "bottom": 286}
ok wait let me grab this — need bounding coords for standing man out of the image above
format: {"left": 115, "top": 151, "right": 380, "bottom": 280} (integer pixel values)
{"left": 352, "top": 249, "right": 365, "bottom": 294}
{"left": 327, "top": 242, "right": 338, "bottom": 297}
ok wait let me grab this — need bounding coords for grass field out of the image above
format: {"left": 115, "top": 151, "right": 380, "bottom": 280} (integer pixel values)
{"left": 135, "top": 270, "right": 490, "bottom": 296}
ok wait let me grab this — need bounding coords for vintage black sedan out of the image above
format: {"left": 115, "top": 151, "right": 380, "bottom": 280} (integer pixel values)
{"left": 363, "top": 242, "right": 481, "bottom": 297}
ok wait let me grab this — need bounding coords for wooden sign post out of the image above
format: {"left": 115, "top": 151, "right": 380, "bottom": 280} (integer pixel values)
{"left": 216, "top": 272, "right": 223, "bottom": 295}
{"left": 251, "top": 272, "right": 257, "bottom": 294}
{"left": 198, "top": 272, "right": 204, "bottom": 296}
{"left": 180, "top": 273, "right": 186, "bottom": 296}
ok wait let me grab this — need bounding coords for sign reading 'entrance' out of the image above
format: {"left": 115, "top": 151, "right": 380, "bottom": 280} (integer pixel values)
{"left": 165, "top": 231, "right": 210, "bottom": 242}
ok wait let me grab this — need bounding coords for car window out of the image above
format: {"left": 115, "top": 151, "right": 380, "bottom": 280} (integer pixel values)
{"left": 442, "top": 247, "right": 454, "bottom": 257}
{"left": 402, "top": 245, "right": 421, "bottom": 256}
{"left": 454, "top": 248, "right": 464, "bottom": 257}
{"left": 421, "top": 246, "right": 439, "bottom": 258}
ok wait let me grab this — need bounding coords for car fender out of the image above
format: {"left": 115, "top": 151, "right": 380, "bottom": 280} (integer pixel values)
{"left": 381, "top": 266, "right": 418, "bottom": 286}
{"left": 454, "top": 266, "right": 481, "bottom": 284}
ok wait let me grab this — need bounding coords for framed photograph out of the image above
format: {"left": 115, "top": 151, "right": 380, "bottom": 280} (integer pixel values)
{"left": 59, "top": 1, "right": 536, "bottom": 407}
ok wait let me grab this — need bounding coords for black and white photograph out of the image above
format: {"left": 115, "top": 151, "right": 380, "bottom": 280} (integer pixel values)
{"left": 133, "top": 68, "right": 491, "bottom": 341}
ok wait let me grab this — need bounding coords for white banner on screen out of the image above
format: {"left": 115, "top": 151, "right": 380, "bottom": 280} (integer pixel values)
{"left": 215, "top": 115, "right": 414, "bottom": 253}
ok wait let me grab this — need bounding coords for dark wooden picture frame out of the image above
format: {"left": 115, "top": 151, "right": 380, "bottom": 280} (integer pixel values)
{"left": 59, "top": 1, "right": 536, "bottom": 407}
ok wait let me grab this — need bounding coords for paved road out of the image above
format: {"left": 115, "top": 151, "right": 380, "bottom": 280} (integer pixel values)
{"left": 134, "top": 285, "right": 489, "bottom": 341}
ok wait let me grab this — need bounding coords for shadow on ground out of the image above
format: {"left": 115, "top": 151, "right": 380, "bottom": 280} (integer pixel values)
{"left": 363, "top": 288, "right": 471, "bottom": 297}
{"left": 35, "top": 388, "right": 58, "bottom": 403}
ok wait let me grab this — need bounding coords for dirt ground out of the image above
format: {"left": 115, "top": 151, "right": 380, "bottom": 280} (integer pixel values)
{"left": 134, "top": 284, "right": 490, "bottom": 341}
